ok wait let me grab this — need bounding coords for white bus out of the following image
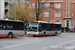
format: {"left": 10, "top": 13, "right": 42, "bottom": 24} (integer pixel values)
{"left": 0, "top": 20, "right": 25, "bottom": 38}
{"left": 27, "top": 21, "right": 61, "bottom": 36}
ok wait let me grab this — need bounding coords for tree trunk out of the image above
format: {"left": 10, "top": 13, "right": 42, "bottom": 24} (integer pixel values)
{"left": 36, "top": 14, "right": 39, "bottom": 21}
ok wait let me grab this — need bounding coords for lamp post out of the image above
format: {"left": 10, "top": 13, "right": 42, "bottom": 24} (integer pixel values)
{"left": 48, "top": 9, "right": 65, "bottom": 24}
{"left": 14, "top": 0, "right": 16, "bottom": 20}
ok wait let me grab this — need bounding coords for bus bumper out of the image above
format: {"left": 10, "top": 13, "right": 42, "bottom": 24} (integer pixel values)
{"left": 27, "top": 33, "right": 43, "bottom": 36}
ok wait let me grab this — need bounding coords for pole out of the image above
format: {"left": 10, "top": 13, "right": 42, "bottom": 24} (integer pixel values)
{"left": 48, "top": 10, "right": 50, "bottom": 23}
{"left": 48, "top": 9, "right": 65, "bottom": 23}
{"left": 14, "top": 0, "right": 16, "bottom": 20}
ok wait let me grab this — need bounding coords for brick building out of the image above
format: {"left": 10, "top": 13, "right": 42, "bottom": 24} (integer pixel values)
{"left": 9, "top": 0, "right": 75, "bottom": 30}
{"left": 29, "top": 0, "right": 75, "bottom": 30}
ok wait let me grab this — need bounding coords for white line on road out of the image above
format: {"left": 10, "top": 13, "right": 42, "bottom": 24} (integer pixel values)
{"left": 42, "top": 47, "right": 47, "bottom": 50}
{"left": 63, "top": 36, "right": 75, "bottom": 37}
{"left": 43, "top": 40, "right": 75, "bottom": 50}
{"left": 0, "top": 40, "right": 42, "bottom": 50}
{"left": 54, "top": 40, "right": 75, "bottom": 46}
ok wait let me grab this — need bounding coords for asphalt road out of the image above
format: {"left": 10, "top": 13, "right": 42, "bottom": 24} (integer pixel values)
{"left": 0, "top": 33, "right": 75, "bottom": 50}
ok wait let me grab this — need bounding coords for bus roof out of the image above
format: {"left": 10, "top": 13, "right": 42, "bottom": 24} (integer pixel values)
{"left": 29, "top": 21, "right": 48, "bottom": 23}
{"left": 29, "top": 21, "right": 61, "bottom": 24}
{"left": 0, "top": 19, "right": 24, "bottom": 23}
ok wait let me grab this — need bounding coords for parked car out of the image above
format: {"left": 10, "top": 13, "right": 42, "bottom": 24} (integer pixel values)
{"left": 70, "top": 28, "right": 75, "bottom": 32}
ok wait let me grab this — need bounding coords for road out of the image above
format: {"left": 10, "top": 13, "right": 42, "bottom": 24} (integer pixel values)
{"left": 0, "top": 33, "right": 75, "bottom": 50}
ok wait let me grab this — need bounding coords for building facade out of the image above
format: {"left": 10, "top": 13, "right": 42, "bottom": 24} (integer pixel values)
{"left": 0, "top": 0, "right": 4, "bottom": 19}
{"left": 9, "top": 0, "right": 75, "bottom": 29}
{"left": 29, "top": 0, "right": 75, "bottom": 29}
{"left": 9, "top": 0, "right": 29, "bottom": 3}
{"left": 0, "top": 0, "right": 9, "bottom": 19}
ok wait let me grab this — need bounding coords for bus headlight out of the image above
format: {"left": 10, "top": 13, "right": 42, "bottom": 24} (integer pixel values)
{"left": 36, "top": 32, "right": 38, "bottom": 34}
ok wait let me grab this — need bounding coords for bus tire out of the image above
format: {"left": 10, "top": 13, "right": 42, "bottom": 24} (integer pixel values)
{"left": 33, "top": 35, "right": 35, "bottom": 37}
{"left": 43, "top": 32, "right": 46, "bottom": 36}
{"left": 8, "top": 33, "right": 13, "bottom": 38}
{"left": 55, "top": 32, "right": 57, "bottom": 36}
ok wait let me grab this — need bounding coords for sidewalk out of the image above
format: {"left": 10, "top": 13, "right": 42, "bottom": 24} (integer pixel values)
{"left": 62, "top": 32, "right": 75, "bottom": 33}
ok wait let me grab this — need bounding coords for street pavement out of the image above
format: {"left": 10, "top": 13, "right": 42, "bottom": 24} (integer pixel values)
{"left": 0, "top": 33, "right": 75, "bottom": 50}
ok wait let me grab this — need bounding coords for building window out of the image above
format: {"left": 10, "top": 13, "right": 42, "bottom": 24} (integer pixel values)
{"left": 26, "top": 0, "right": 29, "bottom": 2}
{"left": 67, "top": 0, "right": 69, "bottom": 17}
{"left": 55, "top": 20, "right": 61, "bottom": 24}
{"left": 67, "top": 21, "right": 69, "bottom": 22}
{"left": 32, "top": 3, "right": 35, "bottom": 8}
{"left": 72, "top": 13, "right": 73, "bottom": 17}
{"left": 30, "top": 3, "right": 36, "bottom": 8}
{"left": 20, "top": 0, "right": 25, "bottom": 3}
{"left": 55, "top": 3, "right": 60, "bottom": 8}
{"left": 55, "top": 12, "right": 60, "bottom": 17}
{"left": 20, "top": 4, "right": 24, "bottom": 7}
{"left": 44, "top": 12, "right": 49, "bottom": 17}
{"left": 29, "top": 13, "right": 35, "bottom": 17}
{"left": 44, "top": 3, "right": 49, "bottom": 7}
{"left": 11, "top": 0, "right": 14, "bottom": 3}
{"left": 16, "top": 0, "right": 19, "bottom": 3}
{"left": 29, "top": 4, "right": 32, "bottom": 8}
{"left": 72, "top": 5, "right": 73, "bottom": 8}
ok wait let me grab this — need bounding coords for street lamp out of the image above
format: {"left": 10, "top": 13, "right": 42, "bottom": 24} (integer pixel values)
{"left": 14, "top": 0, "right": 16, "bottom": 20}
{"left": 48, "top": 9, "right": 65, "bottom": 23}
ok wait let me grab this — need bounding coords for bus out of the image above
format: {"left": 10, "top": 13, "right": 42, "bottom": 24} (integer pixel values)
{"left": 27, "top": 21, "right": 61, "bottom": 36}
{"left": 0, "top": 20, "right": 25, "bottom": 38}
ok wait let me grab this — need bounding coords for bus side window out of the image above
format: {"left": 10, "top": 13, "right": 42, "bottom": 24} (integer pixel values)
{"left": 39, "top": 27, "right": 42, "bottom": 31}
{"left": 43, "top": 24, "right": 46, "bottom": 30}
{"left": 46, "top": 24, "right": 49, "bottom": 31}
{"left": 0, "top": 23, "right": 2, "bottom": 30}
{"left": 39, "top": 24, "right": 42, "bottom": 31}
{"left": 55, "top": 24, "right": 61, "bottom": 31}
{"left": 10, "top": 24, "right": 13, "bottom": 30}
{"left": 6, "top": 23, "right": 10, "bottom": 30}
{"left": 39, "top": 23, "right": 45, "bottom": 31}
{"left": 2, "top": 23, "right": 6, "bottom": 30}
{"left": 50, "top": 24, "right": 55, "bottom": 31}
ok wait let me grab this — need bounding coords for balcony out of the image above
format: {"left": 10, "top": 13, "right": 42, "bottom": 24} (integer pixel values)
{"left": 5, "top": 6, "right": 9, "bottom": 11}
{"left": 5, "top": 0, "right": 9, "bottom": 5}
{"left": 5, "top": 0, "right": 9, "bottom": 2}
{"left": 72, "top": 1, "right": 75, "bottom": 3}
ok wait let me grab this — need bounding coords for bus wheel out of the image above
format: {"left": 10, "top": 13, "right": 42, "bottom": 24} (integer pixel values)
{"left": 8, "top": 33, "right": 13, "bottom": 38}
{"left": 43, "top": 32, "right": 46, "bottom": 37}
{"left": 33, "top": 35, "right": 35, "bottom": 37}
{"left": 55, "top": 32, "right": 57, "bottom": 36}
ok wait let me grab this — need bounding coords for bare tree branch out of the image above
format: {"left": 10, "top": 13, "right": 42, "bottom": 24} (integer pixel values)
{"left": 30, "top": 3, "right": 36, "bottom": 14}
{"left": 30, "top": 0, "right": 54, "bottom": 20}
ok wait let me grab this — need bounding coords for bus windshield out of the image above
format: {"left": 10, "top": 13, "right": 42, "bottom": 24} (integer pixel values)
{"left": 27, "top": 24, "right": 38, "bottom": 32}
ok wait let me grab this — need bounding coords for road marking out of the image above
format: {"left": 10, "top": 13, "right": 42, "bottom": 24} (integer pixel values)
{"left": 0, "top": 40, "right": 42, "bottom": 50}
{"left": 68, "top": 36, "right": 75, "bottom": 37}
{"left": 43, "top": 40, "right": 75, "bottom": 50}
{"left": 42, "top": 47, "right": 47, "bottom": 50}
{"left": 63, "top": 36, "right": 75, "bottom": 37}
{"left": 21, "top": 37, "right": 28, "bottom": 38}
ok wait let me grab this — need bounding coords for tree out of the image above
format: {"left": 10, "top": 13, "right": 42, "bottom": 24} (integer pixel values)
{"left": 9, "top": 2, "right": 36, "bottom": 22}
{"left": 30, "top": 0, "right": 54, "bottom": 21}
